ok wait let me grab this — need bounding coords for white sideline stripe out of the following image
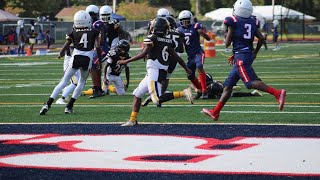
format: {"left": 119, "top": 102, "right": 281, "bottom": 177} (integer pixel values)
{"left": 1, "top": 92, "right": 320, "bottom": 96}
{"left": 0, "top": 122, "right": 320, "bottom": 126}
{"left": 1, "top": 104, "right": 320, "bottom": 109}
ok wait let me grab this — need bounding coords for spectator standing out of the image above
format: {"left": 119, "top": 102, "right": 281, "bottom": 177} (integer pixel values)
{"left": 45, "top": 29, "right": 51, "bottom": 49}
{"left": 17, "top": 28, "right": 26, "bottom": 56}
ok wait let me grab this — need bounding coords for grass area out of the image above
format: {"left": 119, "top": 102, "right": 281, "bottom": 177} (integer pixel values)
{"left": 0, "top": 43, "right": 319, "bottom": 124}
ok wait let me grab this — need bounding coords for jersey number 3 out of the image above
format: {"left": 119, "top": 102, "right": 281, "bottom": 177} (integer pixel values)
{"left": 80, "top": 33, "right": 88, "bottom": 48}
{"left": 243, "top": 24, "right": 252, "bottom": 39}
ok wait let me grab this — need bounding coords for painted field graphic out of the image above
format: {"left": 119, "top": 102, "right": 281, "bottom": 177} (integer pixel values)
{"left": 0, "top": 124, "right": 320, "bottom": 179}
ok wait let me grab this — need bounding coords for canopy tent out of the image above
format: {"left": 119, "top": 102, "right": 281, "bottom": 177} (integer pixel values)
{"left": 204, "top": 5, "right": 316, "bottom": 21}
{"left": 112, "top": 13, "right": 126, "bottom": 21}
{"left": 0, "top": 10, "right": 20, "bottom": 21}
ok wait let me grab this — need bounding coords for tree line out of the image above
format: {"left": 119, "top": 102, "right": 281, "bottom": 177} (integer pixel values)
{"left": 1, "top": 0, "right": 319, "bottom": 20}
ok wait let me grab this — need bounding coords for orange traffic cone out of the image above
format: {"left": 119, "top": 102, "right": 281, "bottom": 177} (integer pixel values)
{"left": 26, "top": 47, "right": 32, "bottom": 56}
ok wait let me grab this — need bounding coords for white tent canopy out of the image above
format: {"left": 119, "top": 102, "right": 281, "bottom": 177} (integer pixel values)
{"left": 0, "top": 10, "right": 20, "bottom": 21}
{"left": 205, "top": 5, "right": 316, "bottom": 21}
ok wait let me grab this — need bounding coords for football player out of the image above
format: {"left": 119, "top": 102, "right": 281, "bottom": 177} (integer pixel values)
{"left": 117, "top": 17, "right": 193, "bottom": 126}
{"left": 202, "top": 0, "right": 286, "bottom": 121}
{"left": 190, "top": 73, "right": 262, "bottom": 99}
{"left": 141, "top": 15, "right": 185, "bottom": 107}
{"left": 39, "top": 10, "right": 101, "bottom": 115}
{"left": 85, "top": 5, "right": 108, "bottom": 99}
{"left": 103, "top": 39, "right": 130, "bottom": 95}
{"left": 55, "top": 45, "right": 81, "bottom": 104}
{"left": 178, "top": 10, "right": 211, "bottom": 99}
{"left": 100, "top": 5, "right": 124, "bottom": 49}
{"left": 272, "top": 19, "right": 280, "bottom": 50}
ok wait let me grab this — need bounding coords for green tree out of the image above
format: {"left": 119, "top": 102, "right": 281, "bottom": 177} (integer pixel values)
{"left": 0, "top": 0, "right": 7, "bottom": 10}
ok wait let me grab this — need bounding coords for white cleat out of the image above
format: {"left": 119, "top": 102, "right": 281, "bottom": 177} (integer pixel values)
{"left": 251, "top": 90, "right": 262, "bottom": 96}
{"left": 56, "top": 98, "right": 67, "bottom": 104}
{"left": 64, "top": 107, "right": 74, "bottom": 114}
{"left": 39, "top": 104, "right": 49, "bottom": 115}
{"left": 121, "top": 120, "right": 138, "bottom": 127}
{"left": 183, "top": 88, "right": 194, "bottom": 104}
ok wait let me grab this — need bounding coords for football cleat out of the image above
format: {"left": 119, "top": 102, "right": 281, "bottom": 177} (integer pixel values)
{"left": 121, "top": 120, "right": 138, "bottom": 127}
{"left": 64, "top": 107, "right": 74, "bottom": 114}
{"left": 56, "top": 98, "right": 67, "bottom": 104}
{"left": 89, "top": 89, "right": 105, "bottom": 99}
{"left": 39, "top": 103, "right": 49, "bottom": 115}
{"left": 278, "top": 89, "right": 286, "bottom": 110}
{"left": 194, "top": 92, "right": 202, "bottom": 99}
{"left": 201, "top": 91, "right": 209, "bottom": 99}
{"left": 202, "top": 108, "right": 219, "bottom": 121}
{"left": 251, "top": 90, "right": 262, "bottom": 96}
{"left": 81, "top": 88, "right": 93, "bottom": 96}
{"left": 141, "top": 96, "right": 152, "bottom": 107}
{"left": 233, "top": 86, "right": 241, "bottom": 91}
{"left": 183, "top": 88, "right": 194, "bottom": 104}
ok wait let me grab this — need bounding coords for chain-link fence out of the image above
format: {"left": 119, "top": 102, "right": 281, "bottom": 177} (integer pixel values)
{"left": 1, "top": 19, "right": 320, "bottom": 45}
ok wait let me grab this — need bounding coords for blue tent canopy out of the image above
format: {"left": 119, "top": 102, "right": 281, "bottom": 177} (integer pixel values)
{"left": 112, "top": 13, "right": 126, "bottom": 21}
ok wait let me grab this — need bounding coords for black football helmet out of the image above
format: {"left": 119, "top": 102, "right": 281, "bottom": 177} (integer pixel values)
{"left": 166, "top": 16, "right": 177, "bottom": 29}
{"left": 152, "top": 17, "right": 170, "bottom": 37}
{"left": 115, "top": 39, "right": 130, "bottom": 56}
{"left": 205, "top": 73, "right": 214, "bottom": 86}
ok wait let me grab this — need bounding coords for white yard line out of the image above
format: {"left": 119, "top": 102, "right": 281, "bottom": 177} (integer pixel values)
{"left": 0, "top": 122, "right": 320, "bottom": 126}
{"left": 0, "top": 104, "right": 320, "bottom": 109}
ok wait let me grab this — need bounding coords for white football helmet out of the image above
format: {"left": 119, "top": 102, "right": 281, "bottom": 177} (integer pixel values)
{"left": 86, "top": 5, "right": 99, "bottom": 15}
{"left": 233, "top": 0, "right": 253, "bottom": 18}
{"left": 156, "top": 8, "right": 170, "bottom": 17}
{"left": 100, "top": 5, "right": 113, "bottom": 22}
{"left": 17, "top": 20, "right": 24, "bottom": 28}
{"left": 178, "top": 10, "right": 193, "bottom": 27}
{"left": 73, "top": 10, "right": 91, "bottom": 29}
{"left": 273, "top": 19, "right": 279, "bottom": 26}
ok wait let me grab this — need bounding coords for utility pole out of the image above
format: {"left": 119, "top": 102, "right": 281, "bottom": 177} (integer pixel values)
{"left": 113, "top": 0, "right": 116, "bottom": 13}
{"left": 195, "top": 0, "right": 200, "bottom": 17}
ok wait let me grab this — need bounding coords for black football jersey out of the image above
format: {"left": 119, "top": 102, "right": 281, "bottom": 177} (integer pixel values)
{"left": 67, "top": 28, "right": 100, "bottom": 51}
{"left": 143, "top": 34, "right": 175, "bottom": 66}
{"left": 167, "top": 29, "right": 185, "bottom": 53}
{"left": 106, "top": 19, "right": 120, "bottom": 46}
{"left": 106, "top": 49, "right": 130, "bottom": 76}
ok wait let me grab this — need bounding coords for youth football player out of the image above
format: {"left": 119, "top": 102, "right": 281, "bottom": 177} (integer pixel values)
{"left": 141, "top": 15, "right": 185, "bottom": 107}
{"left": 272, "top": 19, "right": 280, "bottom": 50}
{"left": 178, "top": 10, "right": 211, "bottom": 99}
{"left": 85, "top": 5, "right": 108, "bottom": 99}
{"left": 39, "top": 10, "right": 101, "bottom": 115}
{"left": 103, "top": 39, "right": 131, "bottom": 95}
{"left": 117, "top": 17, "right": 193, "bottom": 126}
{"left": 202, "top": 0, "right": 286, "bottom": 121}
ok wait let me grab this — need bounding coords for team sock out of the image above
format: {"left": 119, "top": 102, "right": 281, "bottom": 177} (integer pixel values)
{"left": 212, "top": 101, "right": 225, "bottom": 114}
{"left": 129, "top": 111, "right": 138, "bottom": 122}
{"left": 199, "top": 72, "right": 207, "bottom": 93}
{"left": 173, "top": 91, "right": 184, "bottom": 98}
{"left": 191, "top": 77, "right": 202, "bottom": 90}
{"left": 108, "top": 85, "right": 116, "bottom": 93}
{"left": 66, "top": 98, "right": 76, "bottom": 109}
{"left": 46, "top": 98, "right": 54, "bottom": 107}
{"left": 266, "top": 86, "right": 281, "bottom": 99}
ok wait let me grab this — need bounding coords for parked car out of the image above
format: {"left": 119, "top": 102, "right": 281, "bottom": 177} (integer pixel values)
{"left": 211, "top": 21, "right": 226, "bottom": 36}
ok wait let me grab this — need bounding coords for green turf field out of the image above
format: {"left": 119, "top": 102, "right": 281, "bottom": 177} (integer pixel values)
{"left": 0, "top": 43, "right": 319, "bottom": 124}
